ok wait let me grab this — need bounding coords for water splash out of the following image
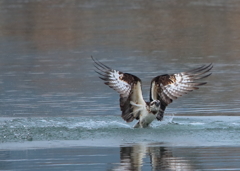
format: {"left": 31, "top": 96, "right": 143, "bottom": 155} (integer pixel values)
{"left": 1, "top": 116, "right": 240, "bottom": 146}
{"left": 69, "top": 119, "right": 131, "bottom": 129}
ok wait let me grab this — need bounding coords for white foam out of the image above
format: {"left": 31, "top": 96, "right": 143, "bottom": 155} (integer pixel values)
{"left": 189, "top": 122, "right": 205, "bottom": 125}
{"left": 69, "top": 120, "right": 131, "bottom": 129}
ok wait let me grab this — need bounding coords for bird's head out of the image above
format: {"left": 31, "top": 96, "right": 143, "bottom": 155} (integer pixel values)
{"left": 149, "top": 100, "right": 161, "bottom": 114}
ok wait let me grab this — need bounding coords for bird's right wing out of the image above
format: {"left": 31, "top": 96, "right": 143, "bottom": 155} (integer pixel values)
{"left": 92, "top": 57, "right": 146, "bottom": 122}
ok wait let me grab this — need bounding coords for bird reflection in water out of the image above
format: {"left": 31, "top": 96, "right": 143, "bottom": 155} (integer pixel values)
{"left": 112, "top": 143, "right": 195, "bottom": 171}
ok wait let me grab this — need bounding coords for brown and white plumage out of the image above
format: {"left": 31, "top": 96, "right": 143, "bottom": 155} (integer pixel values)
{"left": 92, "top": 57, "right": 146, "bottom": 124}
{"left": 92, "top": 56, "right": 213, "bottom": 128}
{"left": 150, "top": 64, "right": 213, "bottom": 120}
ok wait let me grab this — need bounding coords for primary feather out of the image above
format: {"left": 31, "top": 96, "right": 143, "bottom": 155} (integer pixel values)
{"left": 92, "top": 57, "right": 146, "bottom": 123}
{"left": 150, "top": 63, "right": 213, "bottom": 120}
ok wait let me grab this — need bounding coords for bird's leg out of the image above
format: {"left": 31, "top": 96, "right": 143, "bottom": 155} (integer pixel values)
{"left": 156, "top": 109, "right": 164, "bottom": 121}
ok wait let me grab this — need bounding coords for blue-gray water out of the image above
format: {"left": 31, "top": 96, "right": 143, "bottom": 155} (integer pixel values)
{"left": 1, "top": 116, "right": 240, "bottom": 146}
{"left": 1, "top": 116, "right": 240, "bottom": 170}
{"left": 1, "top": 0, "right": 240, "bottom": 170}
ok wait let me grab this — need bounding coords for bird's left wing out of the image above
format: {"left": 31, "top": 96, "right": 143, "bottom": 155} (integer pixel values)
{"left": 150, "top": 63, "right": 213, "bottom": 120}
{"left": 92, "top": 57, "right": 146, "bottom": 122}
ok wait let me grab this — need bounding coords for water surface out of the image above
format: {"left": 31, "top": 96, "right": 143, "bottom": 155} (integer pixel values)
{"left": 1, "top": 116, "right": 240, "bottom": 146}
{"left": 1, "top": 144, "right": 240, "bottom": 171}
{"left": 1, "top": 0, "right": 240, "bottom": 170}
{"left": 1, "top": 116, "right": 240, "bottom": 170}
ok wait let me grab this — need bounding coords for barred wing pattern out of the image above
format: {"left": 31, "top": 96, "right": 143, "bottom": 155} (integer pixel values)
{"left": 150, "top": 63, "right": 213, "bottom": 113}
{"left": 92, "top": 57, "right": 146, "bottom": 122}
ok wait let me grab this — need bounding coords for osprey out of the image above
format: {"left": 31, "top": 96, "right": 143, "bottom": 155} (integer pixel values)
{"left": 92, "top": 57, "right": 212, "bottom": 128}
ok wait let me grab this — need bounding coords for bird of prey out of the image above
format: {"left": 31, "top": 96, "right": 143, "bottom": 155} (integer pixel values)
{"left": 92, "top": 57, "right": 212, "bottom": 128}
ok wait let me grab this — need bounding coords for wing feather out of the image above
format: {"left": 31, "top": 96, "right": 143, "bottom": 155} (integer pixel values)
{"left": 150, "top": 63, "right": 213, "bottom": 110}
{"left": 92, "top": 56, "right": 146, "bottom": 122}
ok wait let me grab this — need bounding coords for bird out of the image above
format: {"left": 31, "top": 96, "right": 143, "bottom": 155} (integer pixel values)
{"left": 92, "top": 56, "right": 213, "bottom": 128}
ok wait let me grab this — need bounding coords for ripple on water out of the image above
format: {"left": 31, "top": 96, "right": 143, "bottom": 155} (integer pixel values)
{"left": 0, "top": 116, "right": 240, "bottom": 146}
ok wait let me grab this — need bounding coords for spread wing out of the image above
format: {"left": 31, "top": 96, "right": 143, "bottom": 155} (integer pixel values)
{"left": 150, "top": 63, "right": 213, "bottom": 112}
{"left": 92, "top": 57, "right": 146, "bottom": 122}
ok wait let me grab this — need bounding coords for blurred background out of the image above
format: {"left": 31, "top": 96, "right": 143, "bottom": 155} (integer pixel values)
{"left": 0, "top": 0, "right": 240, "bottom": 117}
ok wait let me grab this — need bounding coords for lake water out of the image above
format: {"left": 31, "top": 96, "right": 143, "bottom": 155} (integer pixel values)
{"left": 1, "top": 0, "right": 240, "bottom": 170}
